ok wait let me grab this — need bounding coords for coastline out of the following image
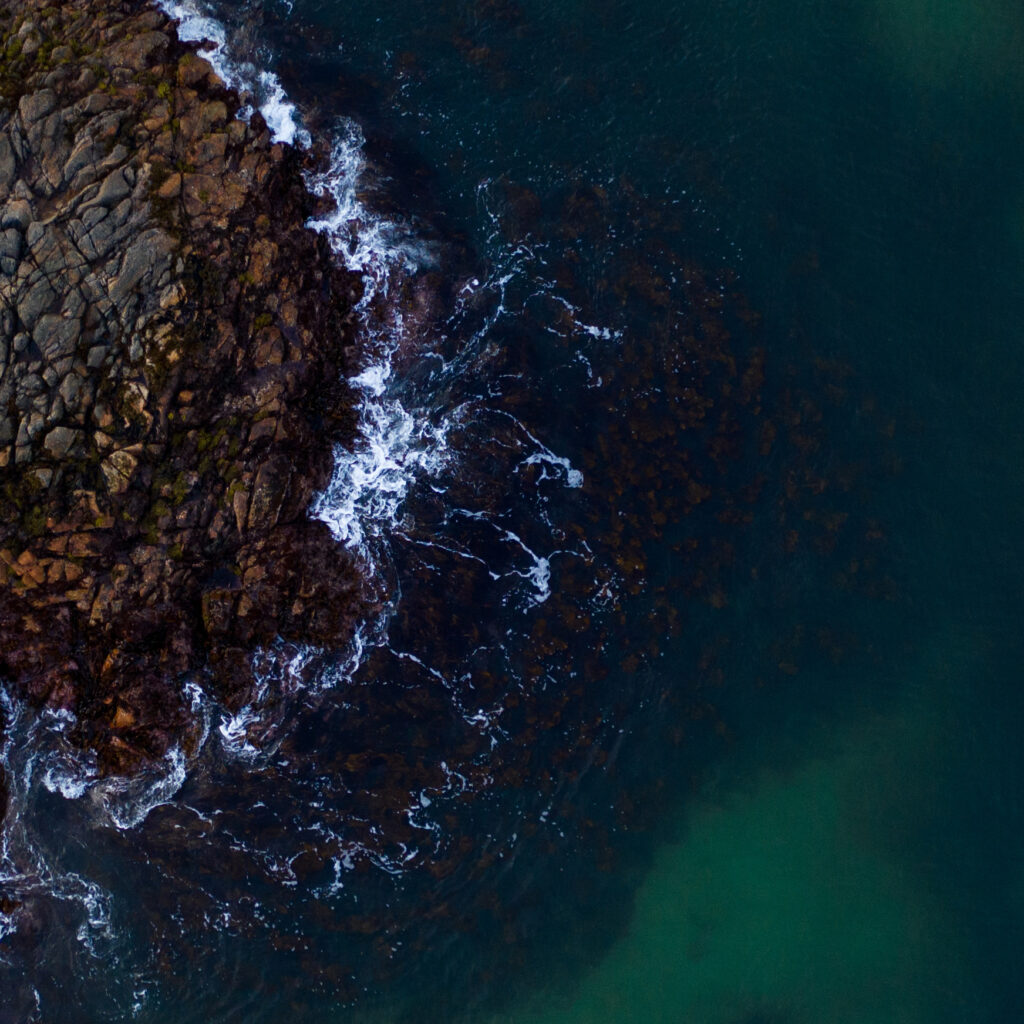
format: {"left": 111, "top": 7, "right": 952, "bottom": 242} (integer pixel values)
{"left": 0, "top": 0, "right": 369, "bottom": 773}
{"left": 0, "top": 2, "right": 913, "bottom": 1018}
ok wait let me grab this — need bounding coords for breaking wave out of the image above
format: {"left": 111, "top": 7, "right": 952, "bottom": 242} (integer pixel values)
{"left": 0, "top": 3, "right": 626, "bottom": 1018}
{"left": 155, "top": 0, "right": 308, "bottom": 146}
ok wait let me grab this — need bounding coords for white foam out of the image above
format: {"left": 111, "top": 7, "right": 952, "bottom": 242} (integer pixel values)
{"left": 218, "top": 705, "right": 261, "bottom": 760}
{"left": 155, "top": 1, "right": 308, "bottom": 146}
{"left": 0, "top": 694, "right": 119, "bottom": 968}
{"left": 93, "top": 746, "right": 187, "bottom": 830}
{"left": 72, "top": 873, "right": 116, "bottom": 954}
{"left": 498, "top": 526, "right": 553, "bottom": 604}
{"left": 182, "top": 678, "right": 213, "bottom": 754}
{"left": 304, "top": 122, "right": 449, "bottom": 560}
{"left": 522, "top": 449, "right": 584, "bottom": 489}
{"left": 305, "top": 121, "right": 430, "bottom": 280}
{"left": 158, "top": 2, "right": 580, "bottom": 626}
{"left": 313, "top": 393, "right": 450, "bottom": 552}
{"left": 130, "top": 984, "right": 150, "bottom": 1019}
{"left": 41, "top": 759, "right": 94, "bottom": 801}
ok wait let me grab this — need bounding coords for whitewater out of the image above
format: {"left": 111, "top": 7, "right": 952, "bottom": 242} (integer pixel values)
{"left": 0, "top": 5, "right": 600, "bottom": 1014}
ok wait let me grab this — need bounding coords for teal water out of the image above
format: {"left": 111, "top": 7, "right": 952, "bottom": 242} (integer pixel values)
{"left": 4, "top": 0, "right": 1024, "bottom": 1019}
{"left": 266, "top": 0, "right": 1024, "bottom": 1018}
{"left": 283, "top": 0, "right": 1024, "bottom": 1019}
{"left": 497, "top": 632, "right": 1015, "bottom": 1024}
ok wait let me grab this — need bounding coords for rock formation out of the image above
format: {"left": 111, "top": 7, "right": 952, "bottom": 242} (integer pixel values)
{"left": 0, "top": 0, "right": 368, "bottom": 771}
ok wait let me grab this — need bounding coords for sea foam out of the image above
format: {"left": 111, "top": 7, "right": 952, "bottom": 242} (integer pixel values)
{"left": 155, "top": 0, "right": 308, "bottom": 145}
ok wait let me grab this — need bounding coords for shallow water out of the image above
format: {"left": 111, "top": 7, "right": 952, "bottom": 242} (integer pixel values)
{"left": 498, "top": 629, "right": 1016, "bottom": 1024}
{"left": 2, "top": 0, "right": 1023, "bottom": 1020}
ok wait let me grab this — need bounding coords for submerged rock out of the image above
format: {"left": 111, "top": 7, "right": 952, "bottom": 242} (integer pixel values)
{"left": 0, "top": 0, "right": 367, "bottom": 771}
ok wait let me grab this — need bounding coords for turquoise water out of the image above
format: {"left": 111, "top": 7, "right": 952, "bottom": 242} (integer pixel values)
{"left": 281, "top": 0, "right": 1024, "bottom": 1019}
{"left": 498, "top": 632, "right": 1016, "bottom": 1024}
{"left": 4, "top": 0, "right": 1024, "bottom": 1019}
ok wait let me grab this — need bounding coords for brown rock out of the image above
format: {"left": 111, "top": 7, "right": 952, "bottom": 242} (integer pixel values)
{"left": 112, "top": 705, "right": 135, "bottom": 729}
{"left": 156, "top": 172, "right": 182, "bottom": 199}
{"left": 0, "top": 0, "right": 365, "bottom": 776}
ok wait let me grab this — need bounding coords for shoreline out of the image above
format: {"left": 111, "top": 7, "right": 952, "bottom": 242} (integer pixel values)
{"left": 0, "top": 0, "right": 371, "bottom": 773}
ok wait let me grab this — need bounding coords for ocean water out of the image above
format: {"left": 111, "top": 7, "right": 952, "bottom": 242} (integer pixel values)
{"left": 2, "top": 0, "right": 1023, "bottom": 1021}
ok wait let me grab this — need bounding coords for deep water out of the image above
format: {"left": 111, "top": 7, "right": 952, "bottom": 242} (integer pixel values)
{"left": 3, "top": 0, "right": 1024, "bottom": 1021}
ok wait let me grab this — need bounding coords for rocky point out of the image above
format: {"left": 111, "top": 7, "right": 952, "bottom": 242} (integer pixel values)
{"left": 0, "top": 0, "right": 369, "bottom": 773}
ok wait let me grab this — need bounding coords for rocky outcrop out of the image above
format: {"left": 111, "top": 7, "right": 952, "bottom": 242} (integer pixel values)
{"left": 0, "top": 0, "right": 368, "bottom": 770}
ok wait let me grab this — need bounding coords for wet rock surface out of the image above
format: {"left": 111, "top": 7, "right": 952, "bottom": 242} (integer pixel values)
{"left": 0, "top": 0, "right": 366, "bottom": 770}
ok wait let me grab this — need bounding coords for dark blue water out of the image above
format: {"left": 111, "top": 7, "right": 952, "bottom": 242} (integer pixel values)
{"left": 2, "top": 1, "right": 1023, "bottom": 1021}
